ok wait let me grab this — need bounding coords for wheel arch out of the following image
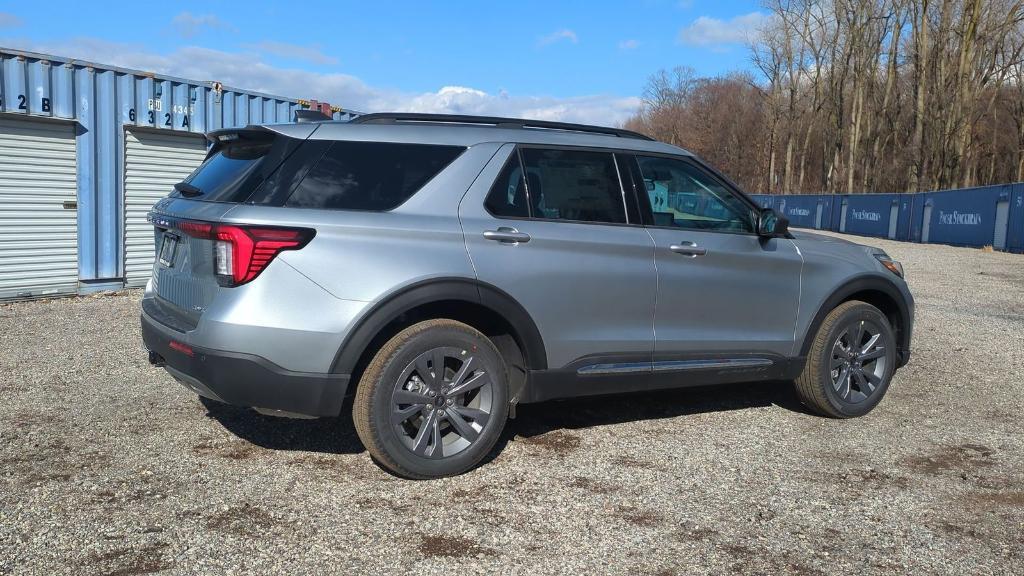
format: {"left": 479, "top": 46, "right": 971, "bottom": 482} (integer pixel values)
{"left": 331, "top": 277, "right": 548, "bottom": 382}
{"left": 799, "top": 274, "right": 912, "bottom": 367}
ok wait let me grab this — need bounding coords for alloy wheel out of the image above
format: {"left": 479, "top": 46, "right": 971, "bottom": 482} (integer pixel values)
{"left": 829, "top": 319, "right": 888, "bottom": 404}
{"left": 390, "top": 347, "right": 493, "bottom": 459}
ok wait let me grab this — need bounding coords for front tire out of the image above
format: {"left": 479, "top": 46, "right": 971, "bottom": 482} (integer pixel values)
{"left": 795, "top": 300, "right": 896, "bottom": 418}
{"left": 353, "top": 319, "right": 509, "bottom": 479}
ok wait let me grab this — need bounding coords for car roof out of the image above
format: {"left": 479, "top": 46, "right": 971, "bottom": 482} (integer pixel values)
{"left": 254, "top": 113, "right": 692, "bottom": 156}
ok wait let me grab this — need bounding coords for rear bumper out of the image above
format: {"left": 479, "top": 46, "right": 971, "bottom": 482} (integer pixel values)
{"left": 142, "top": 311, "right": 350, "bottom": 417}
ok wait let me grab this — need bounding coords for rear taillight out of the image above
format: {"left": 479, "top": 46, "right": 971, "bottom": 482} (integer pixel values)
{"left": 171, "top": 220, "right": 314, "bottom": 286}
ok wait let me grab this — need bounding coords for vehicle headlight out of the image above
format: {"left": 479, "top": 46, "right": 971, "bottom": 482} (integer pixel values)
{"left": 874, "top": 253, "right": 904, "bottom": 278}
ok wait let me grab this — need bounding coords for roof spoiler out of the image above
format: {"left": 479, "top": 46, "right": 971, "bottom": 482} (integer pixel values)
{"left": 294, "top": 109, "right": 333, "bottom": 123}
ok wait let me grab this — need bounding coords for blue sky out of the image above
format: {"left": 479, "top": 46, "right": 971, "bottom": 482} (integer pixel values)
{"left": 0, "top": 1, "right": 765, "bottom": 125}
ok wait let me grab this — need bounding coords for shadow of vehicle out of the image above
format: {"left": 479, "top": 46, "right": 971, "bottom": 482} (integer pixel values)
{"left": 201, "top": 379, "right": 809, "bottom": 462}
{"left": 508, "top": 379, "right": 810, "bottom": 439}
{"left": 199, "top": 396, "right": 365, "bottom": 455}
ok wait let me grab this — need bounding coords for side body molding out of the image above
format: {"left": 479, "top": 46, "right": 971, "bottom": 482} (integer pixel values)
{"left": 330, "top": 278, "right": 548, "bottom": 377}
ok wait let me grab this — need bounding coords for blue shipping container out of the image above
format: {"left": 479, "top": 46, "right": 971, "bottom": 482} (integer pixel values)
{"left": 919, "top": 185, "right": 1012, "bottom": 249}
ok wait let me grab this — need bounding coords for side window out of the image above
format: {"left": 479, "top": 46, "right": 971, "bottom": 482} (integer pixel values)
{"left": 635, "top": 156, "right": 754, "bottom": 232}
{"left": 285, "top": 141, "right": 464, "bottom": 211}
{"left": 519, "top": 148, "right": 627, "bottom": 224}
{"left": 484, "top": 154, "right": 530, "bottom": 218}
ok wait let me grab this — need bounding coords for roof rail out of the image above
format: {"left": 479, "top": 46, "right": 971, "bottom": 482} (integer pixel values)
{"left": 349, "top": 113, "right": 654, "bottom": 141}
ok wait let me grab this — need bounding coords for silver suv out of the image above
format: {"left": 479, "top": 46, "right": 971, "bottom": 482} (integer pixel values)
{"left": 141, "top": 113, "right": 914, "bottom": 478}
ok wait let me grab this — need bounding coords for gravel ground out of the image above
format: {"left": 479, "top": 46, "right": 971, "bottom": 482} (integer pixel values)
{"left": 1, "top": 232, "right": 1022, "bottom": 575}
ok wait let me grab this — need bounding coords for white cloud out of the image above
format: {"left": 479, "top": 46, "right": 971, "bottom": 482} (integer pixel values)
{"left": 0, "top": 12, "right": 23, "bottom": 27}
{"left": 244, "top": 41, "right": 338, "bottom": 65}
{"left": 170, "top": 12, "right": 234, "bottom": 39}
{"left": 0, "top": 38, "right": 640, "bottom": 125}
{"left": 678, "top": 12, "right": 768, "bottom": 47}
{"left": 618, "top": 39, "right": 639, "bottom": 50}
{"left": 538, "top": 29, "right": 578, "bottom": 47}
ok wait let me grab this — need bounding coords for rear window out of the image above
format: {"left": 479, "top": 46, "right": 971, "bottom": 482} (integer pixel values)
{"left": 284, "top": 141, "right": 465, "bottom": 211}
{"left": 171, "top": 131, "right": 297, "bottom": 203}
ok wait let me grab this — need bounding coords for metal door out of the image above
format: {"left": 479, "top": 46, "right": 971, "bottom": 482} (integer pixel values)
{"left": 994, "top": 200, "right": 1010, "bottom": 250}
{"left": 123, "top": 129, "right": 207, "bottom": 286}
{"left": 840, "top": 199, "right": 849, "bottom": 232}
{"left": 887, "top": 202, "right": 899, "bottom": 239}
{"left": 814, "top": 201, "right": 823, "bottom": 229}
{"left": 922, "top": 204, "right": 933, "bottom": 243}
{"left": 0, "top": 116, "right": 78, "bottom": 300}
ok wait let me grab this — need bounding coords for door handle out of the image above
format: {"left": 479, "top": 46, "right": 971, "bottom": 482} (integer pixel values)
{"left": 484, "top": 227, "right": 531, "bottom": 244}
{"left": 669, "top": 241, "right": 707, "bottom": 257}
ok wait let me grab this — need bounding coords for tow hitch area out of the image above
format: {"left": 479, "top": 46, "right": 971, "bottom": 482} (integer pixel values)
{"left": 148, "top": 350, "right": 166, "bottom": 367}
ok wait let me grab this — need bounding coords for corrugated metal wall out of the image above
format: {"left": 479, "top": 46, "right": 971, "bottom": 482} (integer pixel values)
{"left": 0, "top": 47, "right": 332, "bottom": 297}
{"left": 0, "top": 115, "right": 78, "bottom": 298}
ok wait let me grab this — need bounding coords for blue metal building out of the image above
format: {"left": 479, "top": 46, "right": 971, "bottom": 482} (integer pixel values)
{"left": 0, "top": 47, "right": 357, "bottom": 300}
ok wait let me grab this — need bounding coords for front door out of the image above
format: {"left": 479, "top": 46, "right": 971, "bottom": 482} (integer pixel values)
{"left": 629, "top": 154, "right": 802, "bottom": 362}
{"left": 459, "top": 144, "right": 657, "bottom": 370}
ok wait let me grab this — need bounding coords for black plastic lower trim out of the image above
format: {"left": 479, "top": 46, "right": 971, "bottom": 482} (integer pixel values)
{"left": 522, "top": 354, "right": 805, "bottom": 404}
{"left": 142, "top": 312, "right": 349, "bottom": 417}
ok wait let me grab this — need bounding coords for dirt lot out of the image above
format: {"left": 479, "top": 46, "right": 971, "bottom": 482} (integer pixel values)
{"left": 1, "top": 232, "right": 1022, "bottom": 575}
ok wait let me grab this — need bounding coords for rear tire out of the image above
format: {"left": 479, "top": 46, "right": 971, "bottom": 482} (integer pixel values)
{"left": 795, "top": 300, "right": 896, "bottom": 418}
{"left": 353, "top": 319, "right": 509, "bottom": 479}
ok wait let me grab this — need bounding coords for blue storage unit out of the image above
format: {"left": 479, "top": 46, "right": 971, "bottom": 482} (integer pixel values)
{"left": 834, "top": 193, "right": 900, "bottom": 238}
{"left": 918, "top": 184, "right": 1015, "bottom": 249}
{"left": 776, "top": 194, "right": 834, "bottom": 230}
{"left": 0, "top": 47, "right": 358, "bottom": 297}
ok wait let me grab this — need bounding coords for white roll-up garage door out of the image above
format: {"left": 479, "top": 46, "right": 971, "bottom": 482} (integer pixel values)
{"left": 0, "top": 116, "right": 78, "bottom": 300}
{"left": 124, "top": 129, "right": 207, "bottom": 286}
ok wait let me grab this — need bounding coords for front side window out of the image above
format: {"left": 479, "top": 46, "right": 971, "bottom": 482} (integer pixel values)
{"left": 285, "top": 141, "right": 464, "bottom": 211}
{"left": 636, "top": 156, "right": 754, "bottom": 232}
{"left": 518, "top": 148, "right": 627, "bottom": 224}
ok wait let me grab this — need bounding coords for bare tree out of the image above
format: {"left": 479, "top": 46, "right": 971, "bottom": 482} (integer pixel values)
{"left": 625, "top": 0, "right": 1024, "bottom": 194}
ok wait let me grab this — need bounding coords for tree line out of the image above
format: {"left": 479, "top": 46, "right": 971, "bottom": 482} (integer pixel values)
{"left": 625, "top": 0, "right": 1024, "bottom": 194}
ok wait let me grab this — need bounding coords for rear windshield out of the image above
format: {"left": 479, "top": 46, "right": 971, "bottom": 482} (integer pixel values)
{"left": 180, "top": 141, "right": 272, "bottom": 202}
{"left": 283, "top": 141, "right": 465, "bottom": 211}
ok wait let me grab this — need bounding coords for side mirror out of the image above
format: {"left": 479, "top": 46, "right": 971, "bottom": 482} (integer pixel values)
{"left": 757, "top": 208, "right": 789, "bottom": 237}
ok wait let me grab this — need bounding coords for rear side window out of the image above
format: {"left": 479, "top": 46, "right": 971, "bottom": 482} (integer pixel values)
{"left": 518, "top": 148, "right": 626, "bottom": 224}
{"left": 484, "top": 155, "right": 530, "bottom": 218}
{"left": 285, "top": 141, "right": 465, "bottom": 211}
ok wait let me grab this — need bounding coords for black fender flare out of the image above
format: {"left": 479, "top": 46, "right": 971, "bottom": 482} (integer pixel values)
{"left": 330, "top": 277, "right": 548, "bottom": 376}
{"left": 799, "top": 274, "right": 913, "bottom": 365}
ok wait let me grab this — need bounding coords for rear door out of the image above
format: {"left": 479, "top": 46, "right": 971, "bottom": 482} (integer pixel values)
{"left": 459, "top": 144, "right": 656, "bottom": 371}
{"left": 627, "top": 154, "right": 802, "bottom": 362}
